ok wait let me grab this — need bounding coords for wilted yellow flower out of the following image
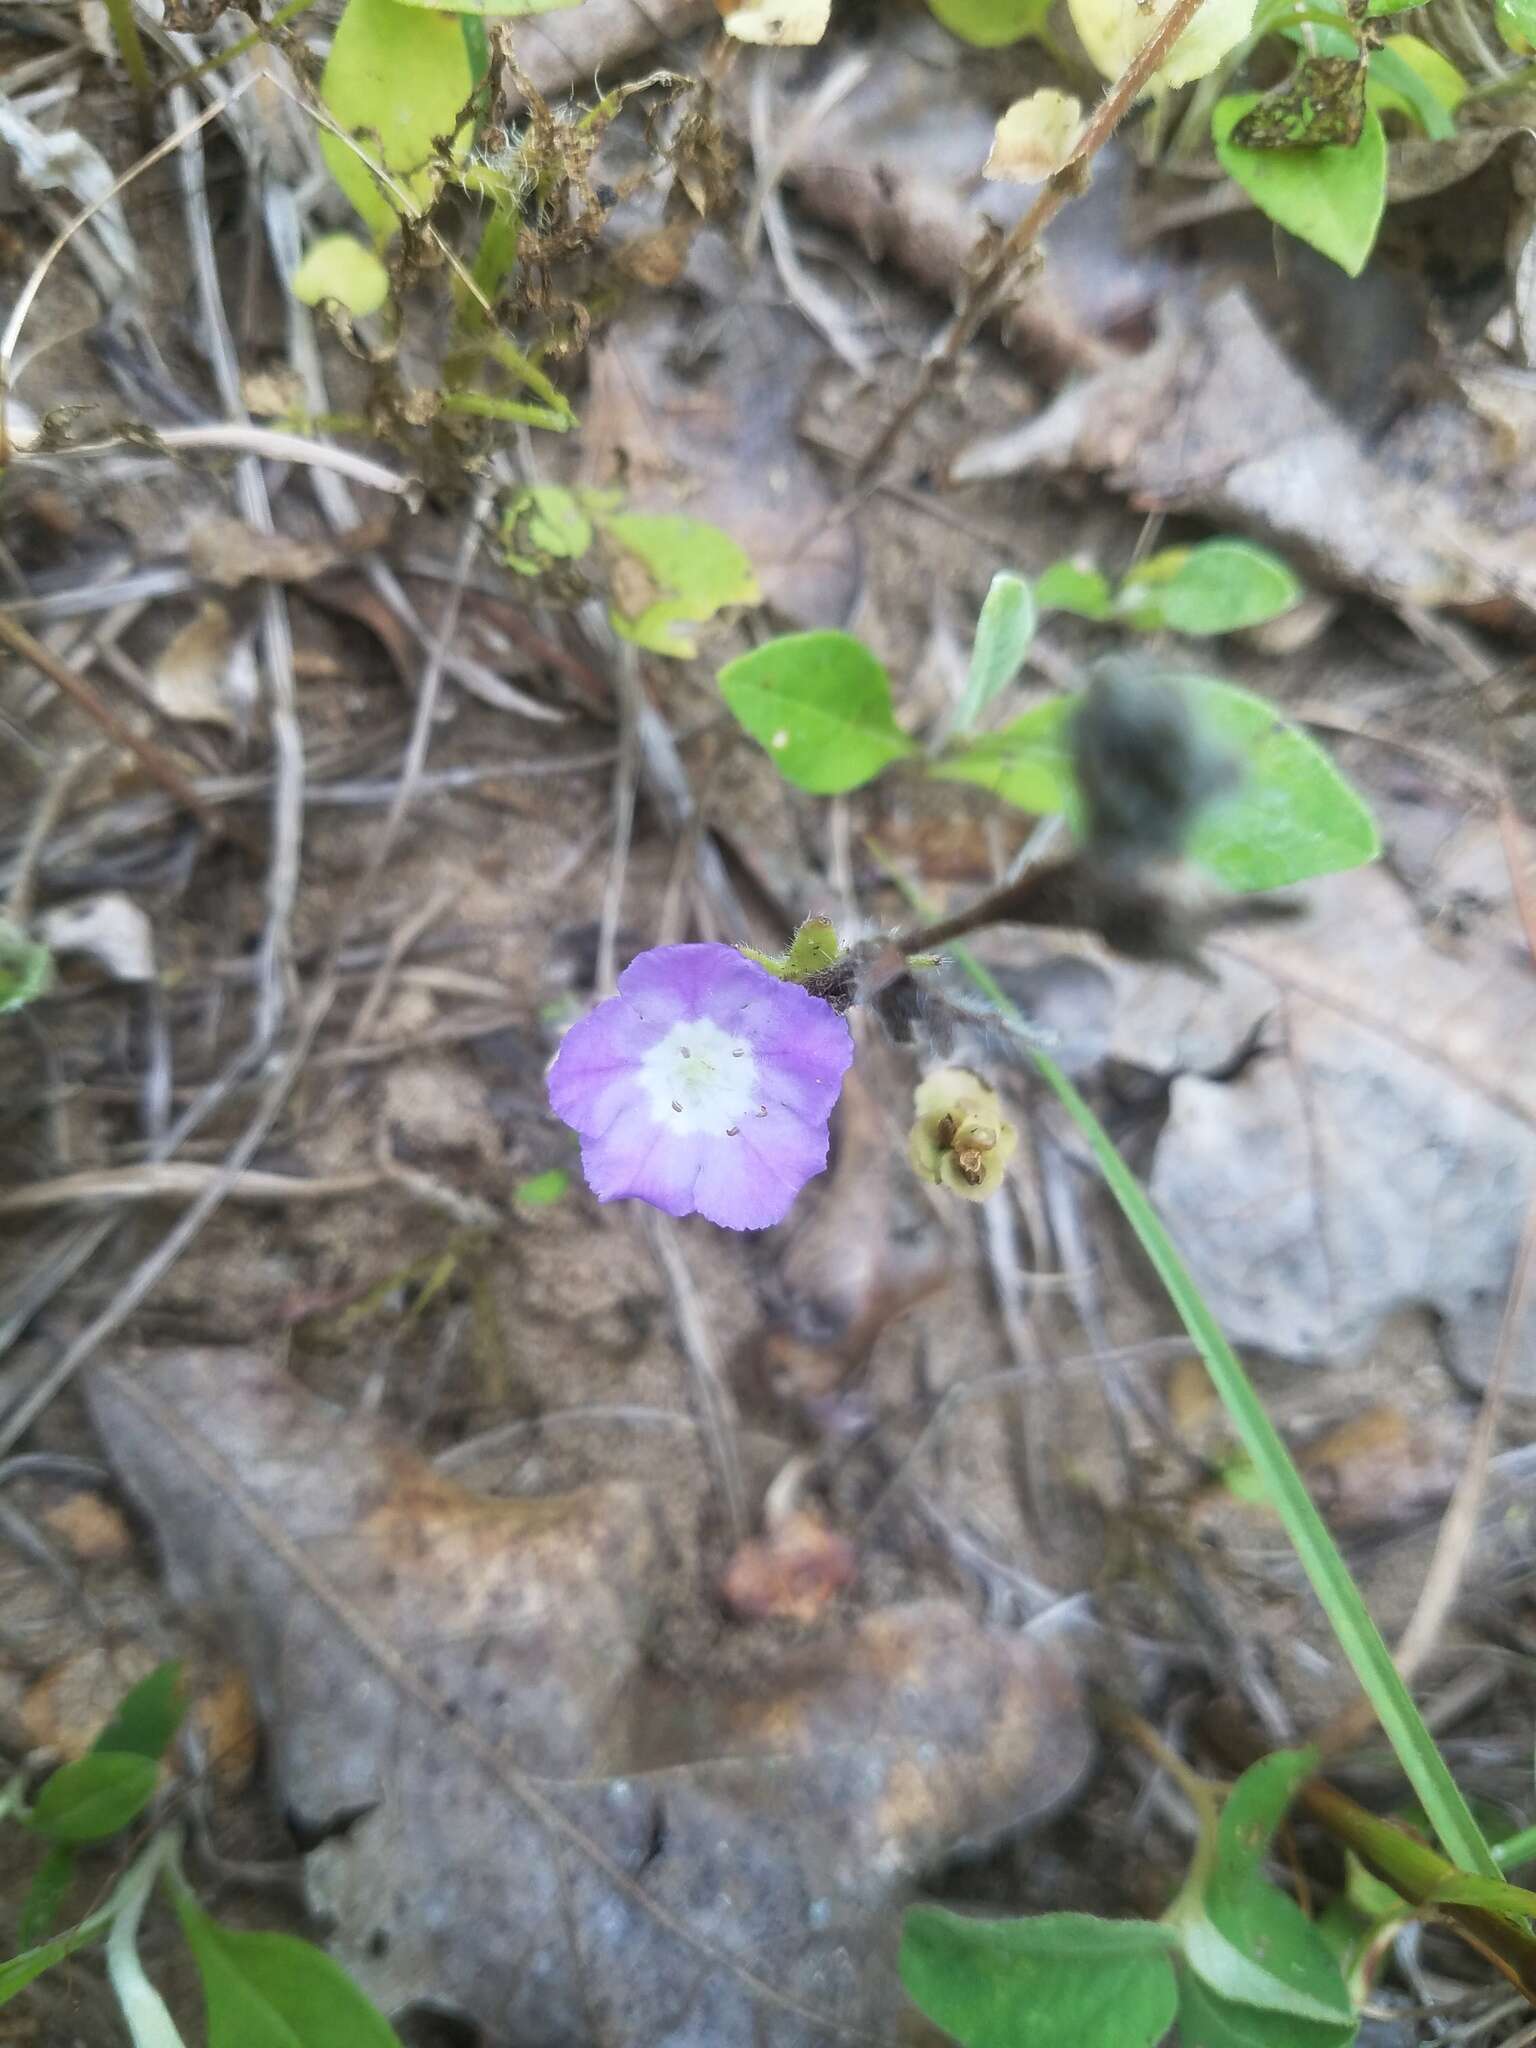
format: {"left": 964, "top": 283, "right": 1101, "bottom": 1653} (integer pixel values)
{"left": 908, "top": 1069, "right": 1019, "bottom": 1204}
{"left": 1069, "top": 0, "right": 1258, "bottom": 91}
{"left": 985, "top": 91, "right": 1087, "bottom": 183}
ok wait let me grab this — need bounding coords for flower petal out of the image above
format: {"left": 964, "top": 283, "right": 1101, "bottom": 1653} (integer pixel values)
{"left": 580, "top": 1102, "right": 706, "bottom": 1216}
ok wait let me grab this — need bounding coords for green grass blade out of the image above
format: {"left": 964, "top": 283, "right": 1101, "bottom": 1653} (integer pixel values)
{"left": 949, "top": 941, "right": 1497, "bottom": 1879}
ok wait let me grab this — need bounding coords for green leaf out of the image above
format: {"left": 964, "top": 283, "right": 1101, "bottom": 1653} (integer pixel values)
{"left": 175, "top": 1894, "right": 404, "bottom": 2047}
{"left": 1366, "top": 38, "right": 1464, "bottom": 137}
{"left": 928, "top": 697, "right": 1077, "bottom": 814}
{"left": 1366, "top": 0, "right": 1426, "bottom": 16}
{"left": 957, "top": 572, "right": 1036, "bottom": 730}
{"left": 320, "top": 0, "right": 474, "bottom": 242}
{"left": 93, "top": 1663, "right": 186, "bottom": 1763}
{"left": 1426, "top": 1871, "right": 1536, "bottom": 1919}
{"left": 0, "top": 1915, "right": 110, "bottom": 2008}
{"left": 1178, "top": 1971, "right": 1358, "bottom": 2047}
{"left": 899, "top": 1907, "right": 1180, "bottom": 2048}
{"left": 17, "top": 1845, "right": 76, "bottom": 1948}
{"left": 1183, "top": 1893, "right": 1356, "bottom": 2033}
{"left": 290, "top": 235, "right": 391, "bottom": 316}
{"left": 739, "top": 916, "right": 842, "bottom": 982}
{"left": 28, "top": 1753, "right": 159, "bottom": 1845}
{"left": 501, "top": 485, "right": 593, "bottom": 573}
{"left": 925, "top": 0, "right": 1052, "bottom": 43}
{"left": 1213, "top": 1750, "right": 1319, "bottom": 1891}
{"left": 1122, "top": 541, "right": 1303, "bottom": 637}
{"left": 1175, "top": 676, "right": 1379, "bottom": 889}
{"left": 718, "top": 632, "right": 915, "bottom": 794}
{"left": 1212, "top": 99, "right": 1386, "bottom": 276}
{"left": 514, "top": 1168, "right": 569, "bottom": 1208}
{"left": 1035, "top": 559, "right": 1112, "bottom": 619}
{"left": 0, "top": 920, "right": 51, "bottom": 1013}
{"left": 600, "top": 513, "right": 759, "bottom": 657}
{"left": 1496, "top": 0, "right": 1536, "bottom": 49}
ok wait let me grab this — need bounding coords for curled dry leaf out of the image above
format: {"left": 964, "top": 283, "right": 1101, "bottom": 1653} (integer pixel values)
{"left": 186, "top": 511, "right": 391, "bottom": 588}
{"left": 151, "top": 600, "right": 253, "bottom": 731}
{"left": 89, "top": 1349, "right": 1091, "bottom": 2046}
{"left": 985, "top": 91, "right": 1086, "bottom": 183}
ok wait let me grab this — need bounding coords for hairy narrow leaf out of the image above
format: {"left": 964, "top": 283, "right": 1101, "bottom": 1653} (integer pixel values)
{"left": 1213, "top": 100, "right": 1386, "bottom": 276}
{"left": 719, "top": 632, "right": 915, "bottom": 793}
{"left": 900, "top": 1907, "right": 1180, "bottom": 2048}
{"left": 957, "top": 572, "right": 1037, "bottom": 730}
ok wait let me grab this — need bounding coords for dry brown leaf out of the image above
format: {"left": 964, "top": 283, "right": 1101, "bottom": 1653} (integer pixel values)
{"left": 89, "top": 1348, "right": 1090, "bottom": 2046}
{"left": 150, "top": 599, "right": 251, "bottom": 730}
{"left": 985, "top": 92, "right": 1086, "bottom": 185}
{"left": 1096, "top": 811, "right": 1536, "bottom": 1386}
{"left": 186, "top": 511, "right": 391, "bottom": 588}
{"left": 952, "top": 288, "right": 1536, "bottom": 626}
{"left": 38, "top": 1491, "right": 134, "bottom": 1563}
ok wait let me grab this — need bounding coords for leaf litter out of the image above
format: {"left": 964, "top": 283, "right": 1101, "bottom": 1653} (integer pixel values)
{"left": 89, "top": 1348, "right": 1090, "bottom": 2045}
{"left": 3, "top": 0, "right": 1536, "bottom": 2039}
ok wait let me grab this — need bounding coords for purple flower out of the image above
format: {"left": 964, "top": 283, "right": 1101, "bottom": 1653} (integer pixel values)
{"left": 548, "top": 943, "right": 854, "bottom": 1230}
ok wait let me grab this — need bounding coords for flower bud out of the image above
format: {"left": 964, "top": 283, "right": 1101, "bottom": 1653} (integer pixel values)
{"left": 908, "top": 1069, "right": 1018, "bottom": 1203}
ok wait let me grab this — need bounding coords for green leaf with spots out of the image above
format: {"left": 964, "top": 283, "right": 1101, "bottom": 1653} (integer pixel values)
{"left": 601, "top": 513, "right": 759, "bottom": 657}
{"left": 718, "top": 633, "right": 915, "bottom": 793}
{"left": 900, "top": 1907, "right": 1180, "bottom": 2048}
{"left": 1213, "top": 98, "right": 1386, "bottom": 276}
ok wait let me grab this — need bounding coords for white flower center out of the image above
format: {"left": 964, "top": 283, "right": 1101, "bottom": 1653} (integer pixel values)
{"left": 638, "top": 1018, "right": 760, "bottom": 1137}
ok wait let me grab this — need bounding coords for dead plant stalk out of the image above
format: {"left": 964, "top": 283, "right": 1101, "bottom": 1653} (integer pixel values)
{"left": 857, "top": 0, "right": 1212, "bottom": 479}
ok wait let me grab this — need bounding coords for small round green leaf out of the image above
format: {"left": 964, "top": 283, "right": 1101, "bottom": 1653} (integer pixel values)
{"left": 718, "top": 632, "right": 915, "bottom": 794}
{"left": 291, "top": 235, "right": 391, "bottom": 316}
{"left": 925, "top": 0, "right": 1052, "bottom": 43}
{"left": 28, "top": 1753, "right": 158, "bottom": 1845}
{"left": 1035, "top": 559, "right": 1113, "bottom": 620}
{"left": 900, "top": 1907, "right": 1180, "bottom": 2048}
{"left": 320, "top": 0, "right": 474, "bottom": 242}
{"left": 1150, "top": 541, "right": 1303, "bottom": 637}
{"left": 176, "top": 1896, "right": 403, "bottom": 2047}
{"left": 1213, "top": 99, "right": 1386, "bottom": 277}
